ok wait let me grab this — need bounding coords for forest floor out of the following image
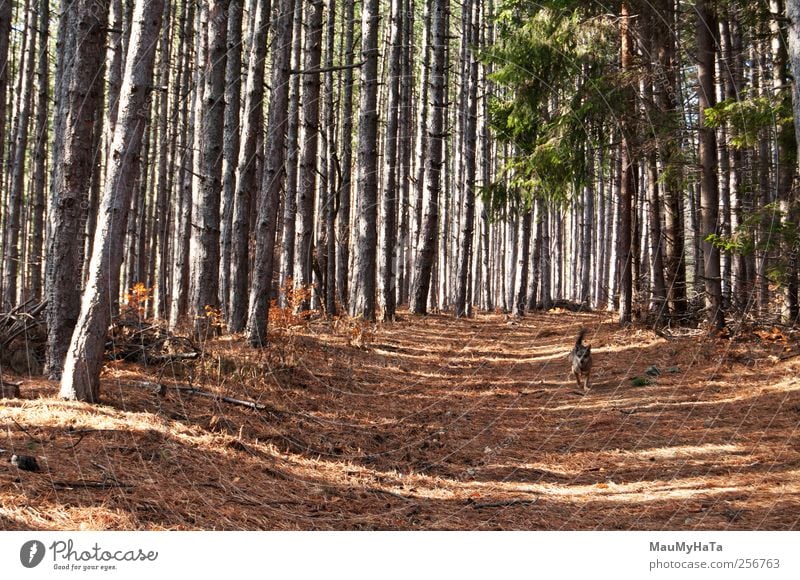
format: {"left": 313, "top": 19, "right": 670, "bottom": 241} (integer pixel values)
{"left": 1, "top": 309, "right": 800, "bottom": 530}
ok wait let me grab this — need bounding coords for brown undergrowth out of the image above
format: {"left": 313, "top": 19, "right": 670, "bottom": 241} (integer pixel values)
{"left": 1, "top": 310, "right": 799, "bottom": 530}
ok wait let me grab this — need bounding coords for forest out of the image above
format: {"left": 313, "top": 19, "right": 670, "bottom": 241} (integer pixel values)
{"left": 0, "top": 0, "right": 799, "bottom": 530}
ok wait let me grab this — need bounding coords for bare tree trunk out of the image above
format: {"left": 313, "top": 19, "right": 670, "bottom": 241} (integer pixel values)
{"left": 349, "top": 0, "right": 380, "bottom": 319}
{"left": 3, "top": 1, "right": 36, "bottom": 308}
{"left": 278, "top": 0, "right": 301, "bottom": 307}
{"left": 245, "top": 0, "right": 294, "bottom": 346}
{"left": 409, "top": 0, "right": 447, "bottom": 315}
{"left": 323, "top": 0, "right": 336, "bottom": 315}
{"left": 220, "top": 0, "right": 243, "bottom": 320}
{"left": 0, "top": 2, "right": 12, "bottom": 274}
{"left": 697, "top": 0, "right": 724, "bottom": 329}
{"left": 380, "top": 0, "right": 402, "bottom": 321}
{"left": 168, "top": 0, "right": 195, "bottom": 329}
{"left": 229, "top": 0, "right": 269, "bottom": 332}
{"left": 190, "top": 0, "right": 229, "bottom": 337}
{"left": 27, "top": 0, "right": 48, "bottom": 302}
{"left": 455, "top": 0, "right": 478, "bottom": 318}
{"left": 513, "top": 207, "right": 532, "bottom": 316}
{"left": 618, "top": 2, "right": 634, "bottom": 324}
{"left": 772, "top": 0, "right": 799, "bottom": 321}
{"left": 295, "top": 0, "right": 323, "bottom": 311}
{"left": 153, "top": 0, "right": 171, "bottom": 319}
{"left": 45, "top": 0, "right": 109, "bottom": 379}
{"left": 60, "top": 0, "right": 163, "bottom": 402}
{"left": 786, "top": 0, "right": 800, "bottom": 321}
{"left": 335, "top": 0, "right": 354, "bottom": 310}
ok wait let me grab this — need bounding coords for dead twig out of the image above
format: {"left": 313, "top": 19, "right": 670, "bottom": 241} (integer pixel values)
{"left": 11, "top": 418, "right": 44, "bottom": 444}
{"left": 52, "top": 480, "right": 133, "bottom": 490}
{"left": 469, "top": 498, "right": 538, "bottom": 509}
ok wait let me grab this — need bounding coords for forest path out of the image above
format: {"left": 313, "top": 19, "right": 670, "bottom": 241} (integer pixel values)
{"left": 1, "top": 310, "right": 799, "bottom": 529}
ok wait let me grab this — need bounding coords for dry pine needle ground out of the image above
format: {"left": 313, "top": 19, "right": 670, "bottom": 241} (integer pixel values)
{"left": 1, "top": 311, "right": 799, "bottom": 530}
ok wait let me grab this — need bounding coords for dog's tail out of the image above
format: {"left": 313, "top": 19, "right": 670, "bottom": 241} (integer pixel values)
{"left": 575, "top": 328, "right": 587, "bottom": 347}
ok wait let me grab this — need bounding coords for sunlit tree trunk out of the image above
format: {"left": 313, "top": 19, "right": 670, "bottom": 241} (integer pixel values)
{"left": 410, "top": 0, "right": 448, "bottom": 315}
{"left": 349, "top": 0, "right": 379, "bottom": 319}
{"left": 245, "top": 0, "right": 294, "bottom": 346}
{"left": 59, "top": 0, "right": 163, "bottom": 401}
{"left": 697, "top": 0, "right": 725, "bottom": 329}
{"left": 45, "top": 0, "right": 109, "bottom": 379}
{"left": 229, "top": 0, "right": 269, "bottom": 332}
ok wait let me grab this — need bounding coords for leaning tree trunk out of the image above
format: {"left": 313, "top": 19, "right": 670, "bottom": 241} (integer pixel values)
{"left": 45, "top": 0, "right": 109, "bottom": 379}
{"left": 59, "top": 0, "right": 164, "bottom": 402}
{"left": 409, "top": 0, "right": 448, "bottom": 315}
{"left": 244, "top": 0, "right": 294, "bottom": 346}
{"left": 349, "top": 0, "right": 380, "bottom": 320}
{"left": 697, "top": 0, "right": 725, "bottom": 329}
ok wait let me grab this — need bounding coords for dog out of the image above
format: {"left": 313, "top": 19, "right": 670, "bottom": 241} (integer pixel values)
{"left": 569, "top": 329, "right": 592, "bottom": 392}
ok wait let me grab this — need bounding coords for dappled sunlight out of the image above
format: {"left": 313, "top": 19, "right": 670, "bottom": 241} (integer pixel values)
{"left": 2, "top": 312, "right": 799, "bottom": 530}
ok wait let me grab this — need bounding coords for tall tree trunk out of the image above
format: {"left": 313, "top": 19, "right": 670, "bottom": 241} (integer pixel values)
{"left": 349, "top": 0, "right": 380, "bottom": 319}
{"left": 190, "top": 0, "right": 229, "bottom": 337}
{"left": 409, "top": 0, "right": 448, "bottom": 315}
{"left": 380, "top": 0, "right": 402, "bottom": 321}
{"left": 28, "top": 0, "right": 49, "bottom": 302}
{"left": 59, "top": 0, "right": 163, "bottom": 402}
{"left": 786, "top": 0, "right": 800, "bottom": 321}
{"left": 322, "top": 0, "right": 337, "bottom": 315}
{"left": 245, "top": 0, "right": 294, "bottom": 346}
{"left": 219, "top": 0, "right": 243, "bottom": 320}
{"left": 335, "top": 0, "right": 354, "bottom": 310}
{"left": 153, "top": 0, "right": 171, "bottom": 319}
{"left": 772, "top": 0, "right": 799, "bottom": 321}
{"left": 168, "top": 0, "right": 195, "bottom": 329}
{"left": 455, "top": 0, "right": 478, "bottom": 318}
{"left": 697, "top": 0, "right": 725, "bottom": 329}
{"left": 45, "top": 0, "right": 109, "bottom": 379}
{"left": 278, "top": 0, "right": 301, "bottom": 307}
{"left": 295, "top": 0, "right": 323, "bottom": 311}
{"left": 0, "top": 1, "right": 12, "bottom": 267}
{"left": 229, "top": 0, "right": 269, "bottom": 332}
{"left": 3, "top": 1, "right": 36, "bottom": 308}
{"left": 618, "top": 2, "right": 634, "bottom": 324}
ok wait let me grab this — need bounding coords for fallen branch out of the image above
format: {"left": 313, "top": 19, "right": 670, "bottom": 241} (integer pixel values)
{"left": 469, "top": 498, "right": 537, "bottom": 509}
{"left": 133, "top": 380, "right": 269, "bottom": 412}
{"left": 52, "top": 480, "right": 133, "bottom": 490}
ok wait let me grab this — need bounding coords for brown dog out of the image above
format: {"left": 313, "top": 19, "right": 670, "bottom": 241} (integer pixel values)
{"left": 569, "top": 329, "right": 592, "bottom": 392}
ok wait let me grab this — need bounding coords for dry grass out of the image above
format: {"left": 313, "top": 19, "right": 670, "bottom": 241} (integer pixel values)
{"left": 2, "top": 310, "right": 799, "bottom": 530}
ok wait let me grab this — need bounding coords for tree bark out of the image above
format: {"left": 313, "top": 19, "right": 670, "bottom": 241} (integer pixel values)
{"left": 295, "top": 0, "right": 324, "bottom": 311}
{"left": 349, "top": 0, "right": 380, "bottom": 319}
{"left": 229, "top": 0, "right": 270, "bottom": 332}
{"left": 409, "top": 0, "right": 448, "bottom": 315}
{"left": 60, "top": 0, "right": 163, "bottom": 402}
{"left": 190, "top": 0, "right": 229, "bottom": 337}
{"left": 245, "top": 0, "right": 294, "bottom": 346}
{"left": 380, "top": 0, "right": 402, "bottom": 321}
{"left": 45, "top": 0, "right": 109, "bottom": 379}
{"left": 697, "top": 0, "right": 725, "bottom": 329}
